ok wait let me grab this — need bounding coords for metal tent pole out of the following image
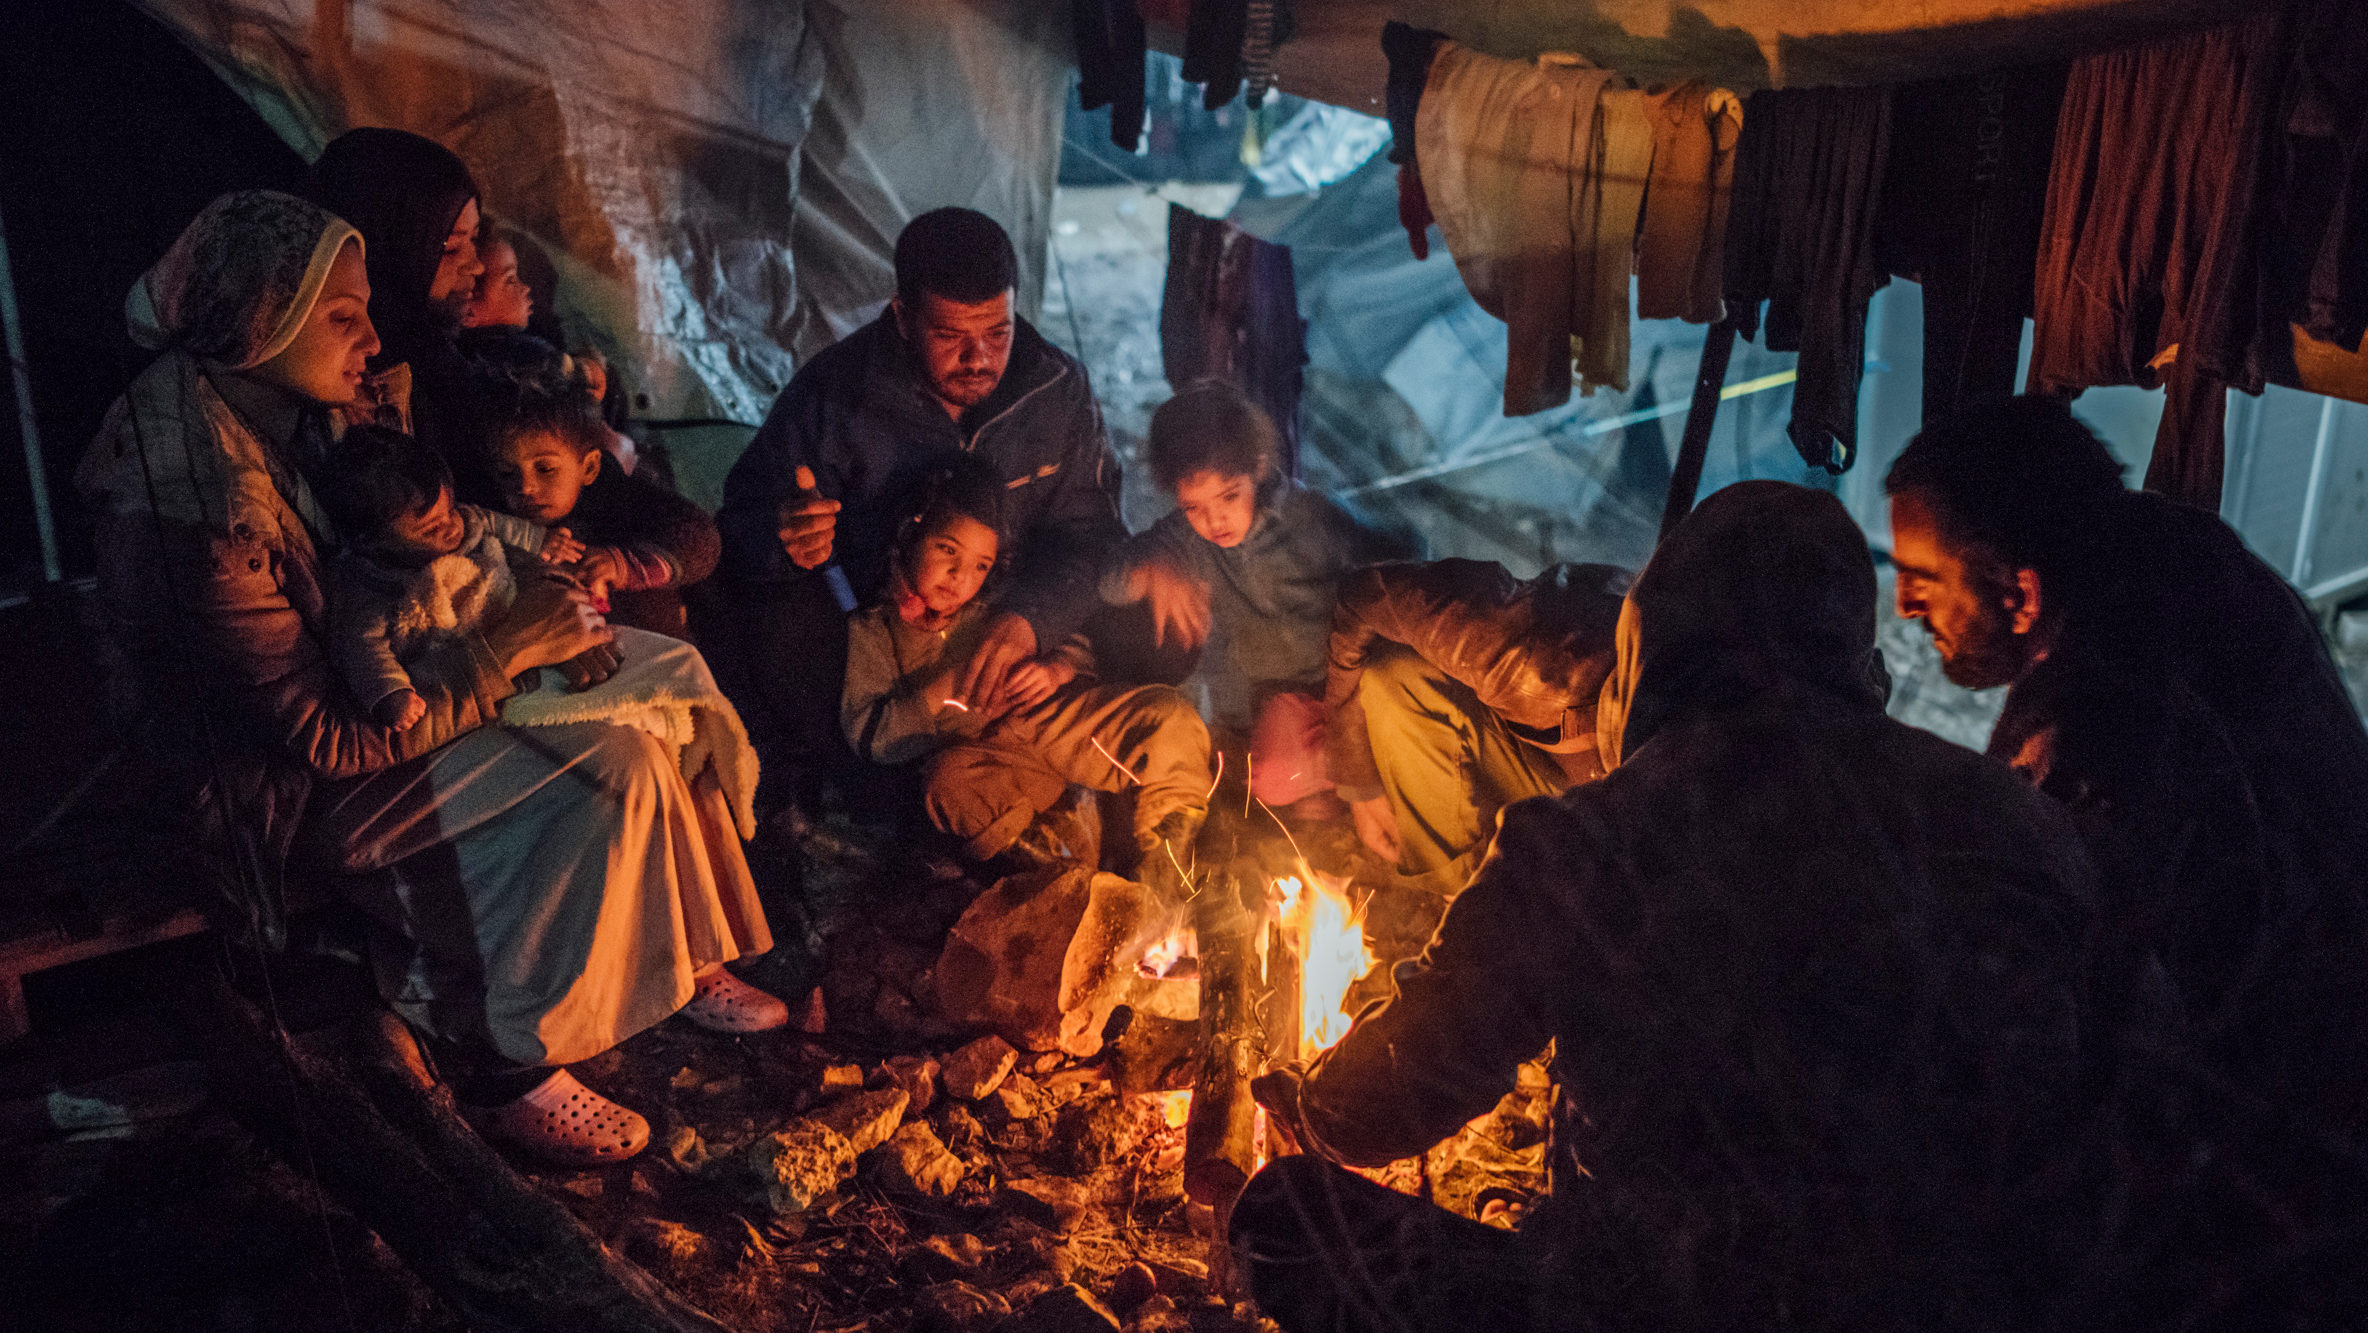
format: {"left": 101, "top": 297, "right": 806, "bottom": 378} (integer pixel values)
{"left": 0, "top": 195, "right": 61, "bottom": 583}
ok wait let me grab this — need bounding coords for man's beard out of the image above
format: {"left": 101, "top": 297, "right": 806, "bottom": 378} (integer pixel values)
{"left": 1933, "top": 606, "right": 2031, "bottom": 690}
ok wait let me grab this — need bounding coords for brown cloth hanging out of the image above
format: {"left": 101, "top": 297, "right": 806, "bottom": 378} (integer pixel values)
{"left": 2026, "top": 16, "right": 2286, "bottom": 509}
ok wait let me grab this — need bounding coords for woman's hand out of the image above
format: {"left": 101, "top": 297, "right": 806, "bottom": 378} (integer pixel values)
{"left": 486, "top": 573, "right": 614, "bottom": 678}
{"left": 1000, "top": 656, "right": 1079, "bottom": 711}
{"left": 1138, "top": 557, "right": 1211, "bottom": 650}
{"left": 539, "top": 525, "right": 585, "bottom": 564}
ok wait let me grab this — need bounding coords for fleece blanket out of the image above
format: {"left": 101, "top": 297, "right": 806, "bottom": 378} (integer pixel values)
{"left": 500, "top": 626, "right": 760, "bottom": 840}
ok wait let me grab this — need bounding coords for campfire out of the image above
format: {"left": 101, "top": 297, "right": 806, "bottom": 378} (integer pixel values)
{"left": 1268, "top": 870, "right": 1374, "bottom": 1062}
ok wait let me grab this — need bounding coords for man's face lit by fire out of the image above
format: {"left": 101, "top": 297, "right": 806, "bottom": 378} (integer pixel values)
{"left": 1889, "top": 490, "right": 2044, "bottom": 690}
{"left": 896, "top": 289, "right": 1015, "bottom": 416}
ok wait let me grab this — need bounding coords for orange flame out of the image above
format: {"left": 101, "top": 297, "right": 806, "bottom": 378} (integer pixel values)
{"left": 1275, "top": 871, "right": 1373, "bottom": 1061}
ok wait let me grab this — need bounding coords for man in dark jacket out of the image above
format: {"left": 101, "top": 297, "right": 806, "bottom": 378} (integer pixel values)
{"left": 1886, "top": 395, "right": 2368, "bottom": 1326}
{"left": 716, "top": 208, "right": 1123, "bottom": 795}
{"left": 1240, "top": 482, "right": 2100, "bottom": 1333}
{"left": 1323, "top": 559, "right": 1628, "bottom": 893}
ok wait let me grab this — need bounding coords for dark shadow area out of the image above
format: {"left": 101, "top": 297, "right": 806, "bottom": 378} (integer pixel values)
{"left": 0, "top": 1, "right": 306, "bottom": 592}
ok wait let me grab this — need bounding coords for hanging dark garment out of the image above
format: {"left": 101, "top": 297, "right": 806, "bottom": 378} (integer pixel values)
{"left": 1161, "top": 205, "right": 1307, "bottom": 477}
{"left": 1381, "top": 21, "right": 1446, "bottom": 259}
{"left": 1876, "top": 64, "right": 2066, "bottom": 424}
{"left": 2286, "top": 0, "right": 2368, "bottom": 354}
{"left": 2191, "top": 0, "right": 2368, "bottom": 383}
{"left": 1073, "top": 0, "right": 1149, "bottom": 152}
{"left": 1182, "top": 0, "right": 1247, "bottom": 109}
{"left": 1722, "top": 86, "right": 1894, "bottom": 474}
{"left": 2026, "top": 17, "right": 2285, "bottom": 508}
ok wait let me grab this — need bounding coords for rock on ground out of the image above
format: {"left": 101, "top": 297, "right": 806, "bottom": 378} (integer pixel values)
{"left": 941, "top": 1035, "right": 1019, "bottom": 1102}
{"left": 738, "top": 1121, "right": 854, "bottom": 1215}
{"left": 806, "top": 1087, "right": 909, "bottom": 1156}
{"left": 869, "top": 1121, "right": 964, "bottom": 1198}
{"left": 1013, "top": 1282, "right": 1122, "bottom": 1333}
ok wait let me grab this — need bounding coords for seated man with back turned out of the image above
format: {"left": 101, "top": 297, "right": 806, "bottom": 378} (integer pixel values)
{"left": 1239, "top": 482, "right": 2099, "bottom": 1333}
{"left": 1323, "top": 558, "right": 1628, "bottom": 896}
{"left": 716, "top": 208, "right": 1124, "bottom": 803}
{"left": 1886, "top": 395, "right": 2368, "bottom": 1326}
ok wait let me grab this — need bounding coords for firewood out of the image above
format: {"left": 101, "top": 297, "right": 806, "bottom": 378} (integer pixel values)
{"left": 198, "top": 974, "right": 737, "bottom": 1332}
{"left": 1183, "top": 852, "right": 1261, "bottom": 1209}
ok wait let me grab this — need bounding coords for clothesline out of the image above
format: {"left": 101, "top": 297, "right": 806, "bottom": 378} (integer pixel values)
{"left": 1338, "top": 366, "right": 1805, "bottom": 497}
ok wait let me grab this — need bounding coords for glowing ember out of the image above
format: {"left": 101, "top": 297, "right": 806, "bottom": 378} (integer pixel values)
{"left": 1142, "top": 1089, "right": 1193, "bottom": 1129}
{"left": 1138, "top": 928, "right": 1193, "bottom": 978}
{"left": 1275, "top": 870, "right": 1373, "bottom": 1061}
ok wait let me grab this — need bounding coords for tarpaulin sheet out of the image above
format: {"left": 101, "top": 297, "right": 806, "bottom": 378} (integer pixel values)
{"left": 133, "top": 0, "right": 1071, "bottom": 422}
{"left": 786, "top": 0, "right": 1071, "bottom": 361}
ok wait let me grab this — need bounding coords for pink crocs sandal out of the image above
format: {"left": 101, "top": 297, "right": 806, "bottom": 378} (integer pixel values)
{"left": 479, "top": 1069, "right": 650, "bottom": 1168}
{"left": 682, "top": 966, "right": 790, "bottom": 1034}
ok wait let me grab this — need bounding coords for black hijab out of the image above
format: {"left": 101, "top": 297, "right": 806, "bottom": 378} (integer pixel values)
{"left": 303, "top": 128, "right": 495, "bottom": 502}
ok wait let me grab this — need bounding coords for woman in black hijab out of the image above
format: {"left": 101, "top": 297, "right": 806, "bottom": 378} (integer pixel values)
{"left": 304, "top": 127, "right": 495, "bottom": 502}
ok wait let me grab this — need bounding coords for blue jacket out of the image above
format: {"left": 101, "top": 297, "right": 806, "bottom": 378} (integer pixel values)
{"left": 719, "top": 312, "right": 1123, "bottom": 643}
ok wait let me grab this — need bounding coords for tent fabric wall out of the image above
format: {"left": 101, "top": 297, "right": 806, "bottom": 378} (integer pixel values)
{"left": 131, "top": 0, "right": 1073, "bottom": 425}
{"left": 785, "top": 0, "right": 1073, "bottom": 361}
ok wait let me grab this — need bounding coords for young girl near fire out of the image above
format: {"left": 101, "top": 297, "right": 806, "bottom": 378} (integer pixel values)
{"left": 841, "top": 456, "right": 1212, "bottom": 897}
{"left": 1099, "top": 381, "right": 1405, "bottom": 808}
{"left": 476, "top": 369, "right": 719, "bottom": 638}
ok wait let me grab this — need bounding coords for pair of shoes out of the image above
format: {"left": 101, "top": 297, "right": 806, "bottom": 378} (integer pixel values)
{"left": 682, "top": 966, "right": 790, "bottom": 1033}
{"left": 479, "top": 1069, "right": 650, "bottom": 1167}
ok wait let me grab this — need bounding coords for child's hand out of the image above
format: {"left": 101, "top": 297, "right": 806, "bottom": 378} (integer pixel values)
{"left": 573, "top": 349, "right": 609, "bottom": 403}
{"left": 575, "top": 546, "right": 628, "bottom": 603}
{"left": 1138, "top": 557, "right": 1211, "bottom": 649}
{"left": 374, "top": 688, "right": 427, "bottom": 732}
{"left": 539, "top": 525, "right": 584, "bottom": 564}
{"left": 1000, "top": 656, "right": 1078, "bottom": 711}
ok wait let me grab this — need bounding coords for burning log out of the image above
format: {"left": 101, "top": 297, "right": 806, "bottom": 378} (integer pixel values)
{"left": 1183, "top": 814, "right": 1263, "bottom": 1209}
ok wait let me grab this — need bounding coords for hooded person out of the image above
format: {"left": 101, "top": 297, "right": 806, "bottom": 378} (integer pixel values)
{"left": 1232, "top": 482, "right": 2099, "bottom": 1333}
{"left": 304, "top": 127, "right": 498, "bottom": 505}
{"left": 77, "top": 190, "right": 782, "bottom": 1171}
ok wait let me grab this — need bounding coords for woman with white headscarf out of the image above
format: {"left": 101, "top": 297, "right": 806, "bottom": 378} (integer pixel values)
{"left": 77, "top": 190, "right": 780, "bottom": 1167}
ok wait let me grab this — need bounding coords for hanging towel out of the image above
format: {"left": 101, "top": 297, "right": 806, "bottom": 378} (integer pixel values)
{"left": 1416, "top": 44, "right": 1622, "bottom": 416}
{"left": 1723, "top": 86, "right": 1894, "bottom": 473}
{"left": 1183, "top": 0, "right": 1248, "bottom": 109}
{"left": 1636, "top": 81, "right": 1742, "bottom": 325}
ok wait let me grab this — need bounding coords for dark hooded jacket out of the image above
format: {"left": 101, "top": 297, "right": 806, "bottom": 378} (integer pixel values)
{"left": 717, "top": 311, "right": 1123, "bottom": 646}
{"left": 1296, "top": 483, "right": 2099, "bottom": 1332}
{"left": 305, "top": 129, "right": 496, "bottom": 506}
